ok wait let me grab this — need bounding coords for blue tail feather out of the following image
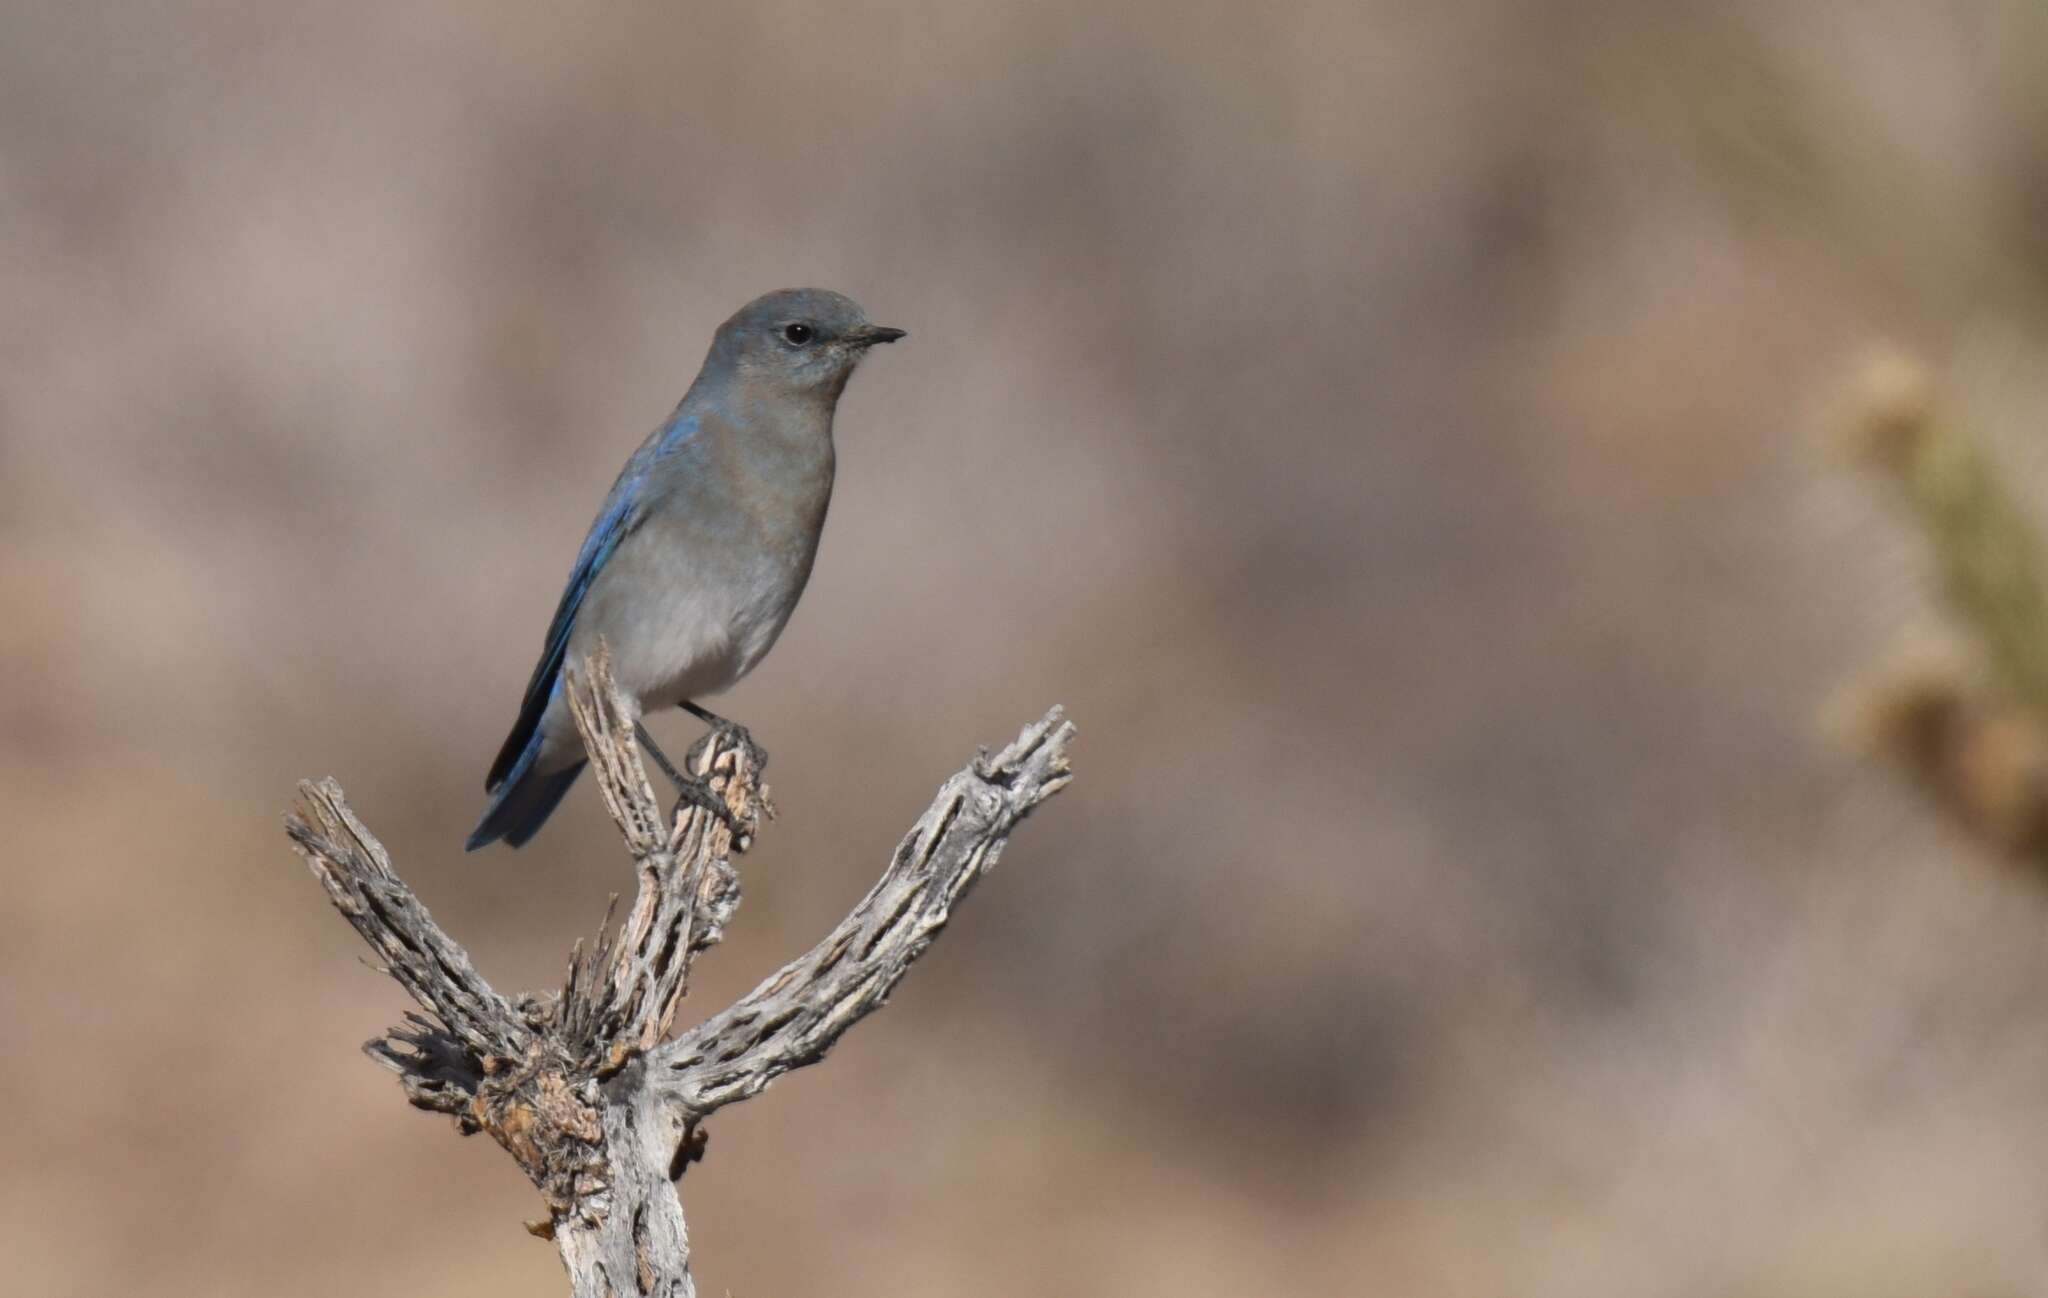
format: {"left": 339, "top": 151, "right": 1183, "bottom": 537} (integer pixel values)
{"left": 467, "top": 734, "right": 586, "bottom": 851}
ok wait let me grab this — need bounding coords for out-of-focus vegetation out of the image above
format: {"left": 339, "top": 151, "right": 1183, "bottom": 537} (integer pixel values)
{"left": 11, "top": 4, "right": 2048, "bottom": 1296}
{"left": 1836, "top": 353, "right": 2048, "bottom": 860}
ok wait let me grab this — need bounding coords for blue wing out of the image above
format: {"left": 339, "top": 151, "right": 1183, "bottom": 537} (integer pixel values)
{"left": 484, "top": 412, "right": 699, "bottom": 790}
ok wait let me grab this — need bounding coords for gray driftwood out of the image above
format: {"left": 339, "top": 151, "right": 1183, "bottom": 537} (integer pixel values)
{"left": 288, "top": 646, "right": 1074, "bottom": 1297}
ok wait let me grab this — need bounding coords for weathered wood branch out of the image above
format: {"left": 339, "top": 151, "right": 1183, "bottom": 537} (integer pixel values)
{"left": 655, "top": 714, "right": 1073, "bottom": 1115}
{"left": 287, "top": 647, "right": 1073, "bottom": 1297}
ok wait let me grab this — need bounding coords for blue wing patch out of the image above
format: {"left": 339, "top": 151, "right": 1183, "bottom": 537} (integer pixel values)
{"left": 484, "top": 412, "right": 699, "bottom": 791}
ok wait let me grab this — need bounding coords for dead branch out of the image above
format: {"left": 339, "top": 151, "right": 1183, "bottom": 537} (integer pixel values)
{"left": 287, "top": 647, "right": 1074, "bottom": 1297}
{"left": 656, "top": 716, "right": 1074, "bottom": 1116}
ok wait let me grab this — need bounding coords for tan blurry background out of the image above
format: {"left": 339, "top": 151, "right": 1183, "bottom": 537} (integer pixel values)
{"left": 8, "top": 2, "right": 2048, "bottom": 1294}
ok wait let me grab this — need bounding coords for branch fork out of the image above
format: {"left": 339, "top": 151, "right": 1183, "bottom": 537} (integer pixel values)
{"left": 288, "top": 645, "right": 1072, "bottom": 1296}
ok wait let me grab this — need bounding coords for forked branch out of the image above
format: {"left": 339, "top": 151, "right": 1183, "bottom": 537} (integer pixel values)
{"left": 287, "top": 647, "right": 1073, "bottom": 1297}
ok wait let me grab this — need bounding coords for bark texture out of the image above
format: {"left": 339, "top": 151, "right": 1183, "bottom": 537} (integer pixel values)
{"left": 288, "top": 646, "right": 1073, "bottom": 1296}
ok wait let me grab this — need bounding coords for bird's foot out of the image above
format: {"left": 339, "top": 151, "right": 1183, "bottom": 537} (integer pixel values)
{"left": 711, "top": 719, "right": 768, "bottom": 778}
{"left": 680, "top": 702, "right": 770, "bottom": 791}
{"left": 669, "top": 770, "right": 742, "bottom": 834}
{"left": 634, "top": 720, "right": 744, "bottom": 834}
{"left": 691, "top": 719, "right": 769, "bottom": 841}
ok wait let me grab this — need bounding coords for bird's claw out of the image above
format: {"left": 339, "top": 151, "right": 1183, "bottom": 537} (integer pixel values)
{"left": 666, "top": 771, "right": 741, "bottom": 835}
{"left": 694, "top": 722, "right": 767, "bottom": 838}
{"left": 635, "top": 719, "right": 745, "bottom": 834}
{"left": 712, "top": 719, "right": 768, "bottom": 777}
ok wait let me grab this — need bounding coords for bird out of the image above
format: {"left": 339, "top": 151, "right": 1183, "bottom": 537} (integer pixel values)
{"left": 467, "top": 287, "right": 905, "bottom": 851}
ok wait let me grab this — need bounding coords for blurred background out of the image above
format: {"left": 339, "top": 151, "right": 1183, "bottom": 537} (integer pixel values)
{"left": 10, "top": 2, "right": 2048, "bottom": 1294}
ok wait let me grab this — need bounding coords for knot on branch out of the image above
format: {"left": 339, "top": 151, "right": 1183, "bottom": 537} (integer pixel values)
{"left": 475, "top": 1044, "right": 609, "bottom": 1218}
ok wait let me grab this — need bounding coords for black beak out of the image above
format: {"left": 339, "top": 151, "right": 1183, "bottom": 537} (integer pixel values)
{"left": 853, "top": 325, "right": 907, "bottom": 346}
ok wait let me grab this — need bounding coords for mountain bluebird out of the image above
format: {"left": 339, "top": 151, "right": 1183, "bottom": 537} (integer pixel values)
{"left": 467, "top": 288, "right": 904, "bottom": 850}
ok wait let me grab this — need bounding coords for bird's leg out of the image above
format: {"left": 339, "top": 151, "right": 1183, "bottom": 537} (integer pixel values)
{"left": 632, "top": 720, "right": 691, "bottom": 788}
{"left": 680, "top": 701, "right": 769, "bottom": 773}
{"left": 633, "top": 720, "right": 734, "bottom": 827}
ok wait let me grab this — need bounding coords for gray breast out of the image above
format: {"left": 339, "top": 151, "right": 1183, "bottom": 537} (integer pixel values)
{"left": 574, "top": 406, "right": 835, "bottom": 707}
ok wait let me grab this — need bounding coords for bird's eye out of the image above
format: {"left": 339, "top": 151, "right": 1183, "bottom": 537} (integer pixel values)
{"left": 783, "top": 322, "right": 814, "bottom": 345}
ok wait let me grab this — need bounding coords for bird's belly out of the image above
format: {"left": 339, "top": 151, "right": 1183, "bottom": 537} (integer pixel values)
{"left": 625, "top": 588, "right": 791, "bottom": 705}
{"left": 570, "top": 539, "right": 810, "bottom": 715}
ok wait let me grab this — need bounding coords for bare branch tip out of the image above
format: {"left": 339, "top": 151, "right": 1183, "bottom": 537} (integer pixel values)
{"left": 974, "top": 707, "right": 1077, "bottom": 796}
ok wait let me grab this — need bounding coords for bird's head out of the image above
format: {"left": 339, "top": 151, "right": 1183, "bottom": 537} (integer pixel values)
{"left": 710, "top": 288, "right": 905, "bottom": 403}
